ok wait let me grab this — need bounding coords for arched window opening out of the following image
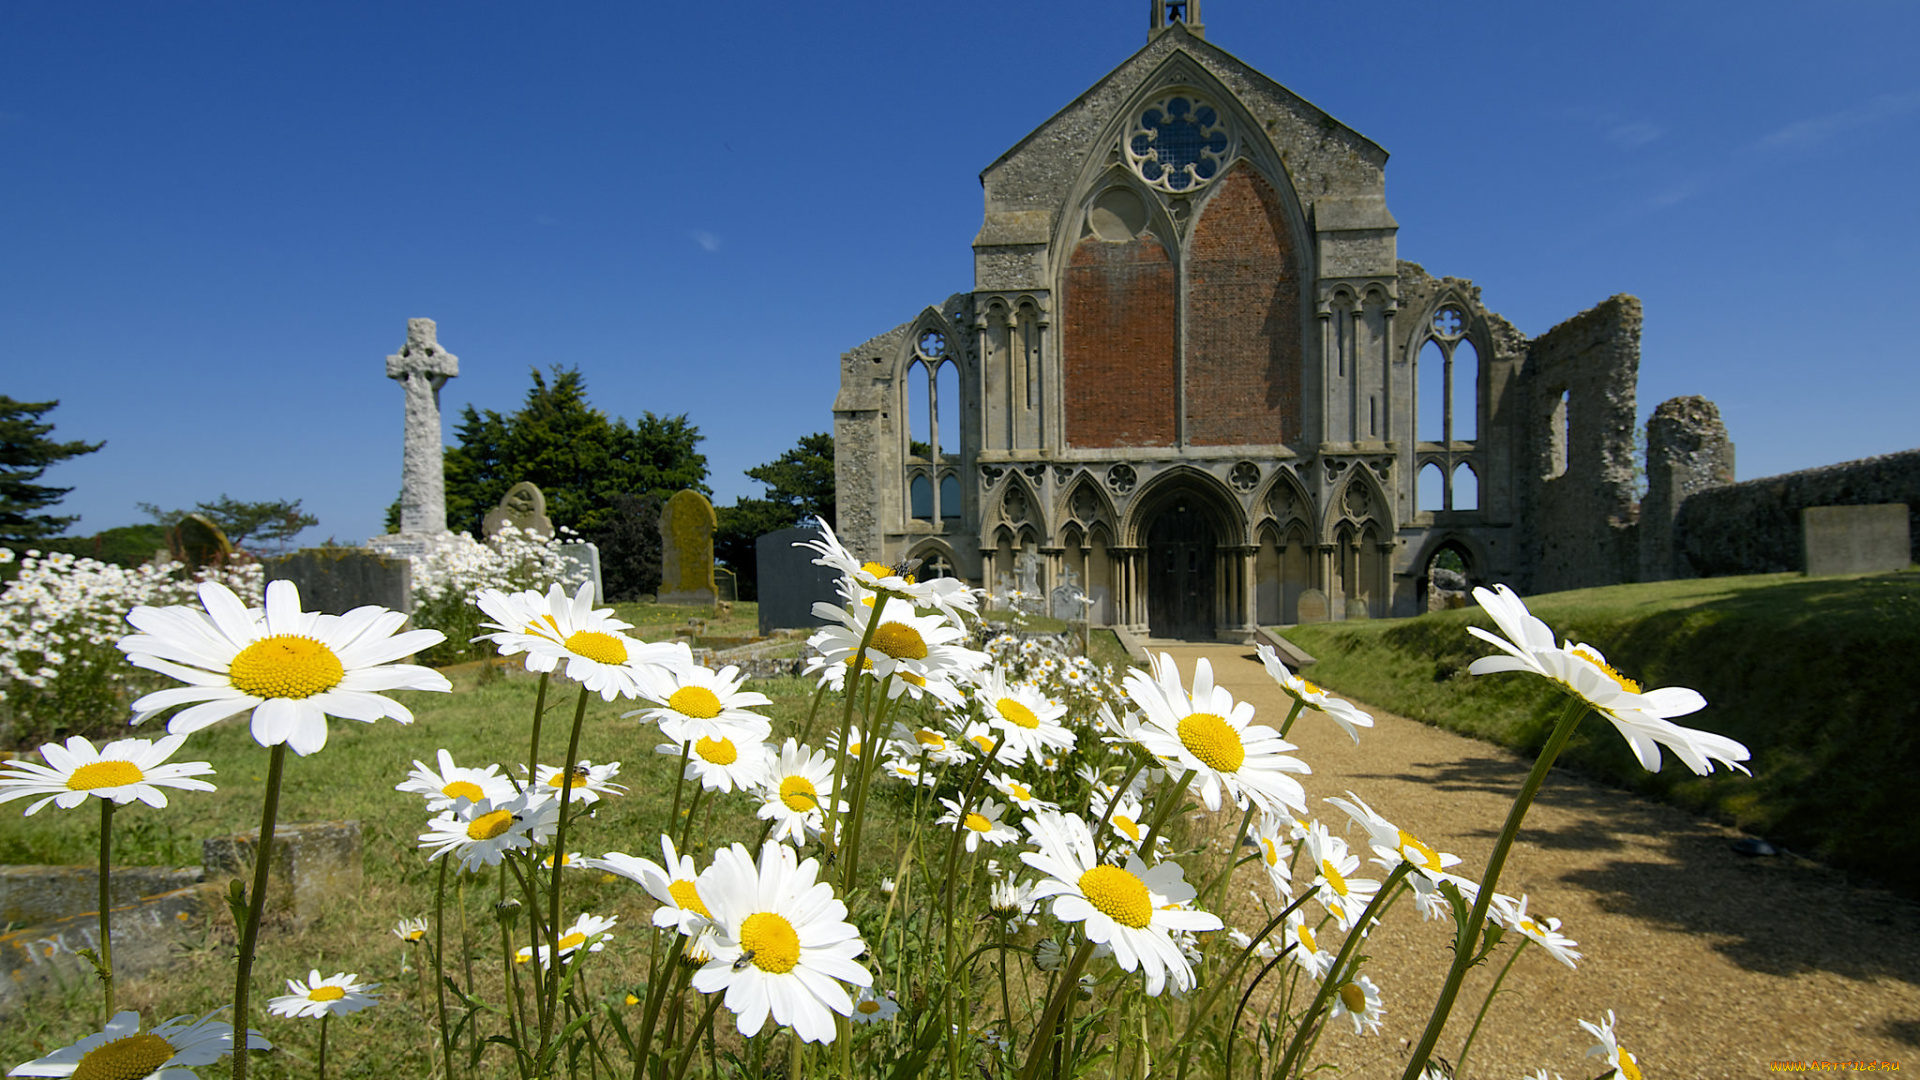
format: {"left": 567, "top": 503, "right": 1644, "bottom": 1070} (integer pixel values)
{"left": 1418, "top": 339, "right": 1446, "bottom": 443}
{"left": 936, "top": 360, "right": 960, "bottom": 458}
{"left": 1451, "top": 463, "right": 1479, "bottom": 511}
{"left": 1418, "top": 462, "right": 1446, "bottom": 513}
{"left": 1451, "top": 339, "right": 1479, "bottom": 442}
{"left": 939, "top": 473, "right": 962, "bottom": 519}
{"left": 905, "top": 359, "right": 929, "bottom": 458}
{"left": 909, "top": 474, "right": 933, "bottom": 520}
{"left": 1425, "top": 545, "right": 1470, "bottom": 612}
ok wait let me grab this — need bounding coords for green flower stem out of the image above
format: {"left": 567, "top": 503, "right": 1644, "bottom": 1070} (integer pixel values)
{"left": 1274, "top": 698, "right": 1307, "bottom": 740}
{"left": 1276, "top": 862, "right": 1412, "bottom": 1080}
{"left": 1169, "top": 889, "right": 1316, "bottom": 1080}
{"left": 1015, "top": 937, "right": 1094, "bottom": 1080}
{"left": 318, "top": 1011, "right": 330, "bottom": 1080}
{"left": 669, "top": 994, "right": 723, "bottom": 1080}
{"left": 795, "top": 677, "right": 831, "bottom": 749}
{"left": 665, "top": 742, "right": 693, "bottom": 845}
{"left": 526, "top": 671, "right": 551, "bottom": 784}
{"left": 676, "top": 780, "right": 707, "bottom": 854}
{"left": 230, "top": 742, "right": 287, "bottom": 1080}
{"left": 840, "top": 674, "right": 899, "bottom": 891}
{"left": 433, "top": 859, "right": 455, "bottom": 1080}
{"left": 539, "top": 683, "right": 594, "bottom": 1063}
{"left": 96, "top": 798, "right": 114, "bottom": 1025}
{"left": 629, "top": 934, "right": 688, "bottom": 1080}
{"left": 1453, "top": 937, "right": 1528, "bottom": 1079}
{"left": 506, "top": 857, "right": 551, "bottom": 1059}
{"left": 497, "top": 870, "right": 532, "bottom": 1080}
{"left": 1203, "top": 804, "right": 1257, "bottom": 910}
{"left": 1399, "top": 695, "right": 1588, "bottom": 1080}
{"left": 823, "top": 592, "right": 888, "bottom": 877}
{"left": 1138, "top": 768, "right": 1197, "bottom": 856}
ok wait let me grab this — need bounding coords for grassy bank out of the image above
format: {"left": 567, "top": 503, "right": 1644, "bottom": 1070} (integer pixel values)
{"left": 1280, "top": 569, "right": 1920, "bottom": 895}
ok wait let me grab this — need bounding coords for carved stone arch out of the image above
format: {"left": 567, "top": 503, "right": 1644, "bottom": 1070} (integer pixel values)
{"left": 904, "top": 537, "right": 963, "bottom": 581}
{"left": 1065, "top": 164, "right": 1182, "bottom": 258}
{"left": 1323, "top": 465, "right": 1393, "bottom": 539}
{"left": 1055, "top": 472, "right": 1118, "bottom": 531}
{"left": 1121, "top": 464, "right": 1248, "bottom": 548}
{"left": 992, "top": 471, "right": 1045, "bottom": 535}
{"left": 900, "top": 306, "right": 964, "bottom": 378}
{"left": 1253, "top": 468, "right": 1314, "bottom": 533}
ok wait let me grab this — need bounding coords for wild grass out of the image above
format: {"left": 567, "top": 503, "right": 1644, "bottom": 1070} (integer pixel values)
{"left": 1279, "top": 568, "right": 1920, "bottom": 894}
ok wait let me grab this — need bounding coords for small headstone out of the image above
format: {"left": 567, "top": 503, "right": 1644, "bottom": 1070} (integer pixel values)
{"left": 1347, "top": 596, "right": 1370, "bottom": 620}
{"left": 1330, "top": 592, "right": 1347, "bottom": 621}
{"left": 1050, "top": 568, "right": 1087, "bottom": 621}
{"left": 267, "top": 549, "right": 413, "bottom": 615}
{"left": 1297, "top": 588, "right": 1329, "bottom": 624}
{"left": 1014, "top": 549, "right": 1046, "bottom": 615}
{"left": 659, "top": 490, "right": 717, "bottom": 606}
{"left": 1802, "top": 504, "right": 1911, "bottom": 576}
{"left": 558, "top": 541, "right": 603, "bottom": 604}
{"left": 484, "top": 481, "right": 555, "bottom": 539}
{"left": 203, "top": 821, "right": 363, "bottom": 931}
{"left": 758, "top": 526, "right": 841, "bottom": 634}
{"left": 171, "top": 513, "right": 232, "bottom": 569}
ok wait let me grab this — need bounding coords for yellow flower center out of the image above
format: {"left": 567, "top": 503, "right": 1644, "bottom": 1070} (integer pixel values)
{"left": 1008, "top": 782, "right": 1032, "bottom": 802}
{"left": 1297, "top": 924, "right": 1317, "bottom": 953}
{"left": 442, "top": 780, "right": 485, "bottom": 802}
{"left": 695, "top": 737, "right": 737, "bottom": 765}
{"left": 1571, "top": 647, "right": 1641, "bottom": 694}
{"left": 901, "top": 671, "right": 927, "bottom": 687}
{"left": 308, "top": 985, "right": 346, "bottom": 1001}
{"left": 1518, "top": 918, "right": 1542, "bottom": 937}
{"left": 564, "top": 630, "right": 628, "bottom": 665}
{"left": 468, "top": 809, "right": 515, "bottom": 840}
{"left": 997, "top": 698, "right": 1041, "bottom": 729}
{"left": 1114, "top": 815, "right": 1142, "bottom": 842}
{"left": 1261, "top": 837, "right": 1281, "bottom": 866}
{"left": 1301, "top": 679, "right": 1323, "bottom": 697}
{"left": 856, "top": 999, "right": 881, "bottom": 1014}
{"left": 668, "top": 686, "right": 723, "bottom": 718}
{"left": 558, "top": 931, "right": 588, "bottom": 950}
{"left": 1078, "top": 865, "right": 1153, "bottom": 929}
{"left": 964, "top": 812, "right": 993, "bottom": 833}
{"left": 1320, "top": 860, "right": 1349, "bottom": 896}
{"left": 739, "top": 911, "right": 801, "bottom": 973}
{"left": 779, "top": 776, "right": 819, "bottom": 813}
{"left": 1398, "top": 830, "right": 1442, "bottom": 871}
{"left": 915, "top": 729, "right": 947, "bottom": 749}
{"left": 844, "top": 654, "right": 874, "bottom": 671}
{"left": 970, "top": 734, "right": 997, "bottom": 755}
{"left": 405, "top": 929, "right": 425, "bottom": 942}
{"left": 71, "top": 1032, "right": 176, "bottom": 1080}
{"left": 860, "top": 561, "right": 894, "bottom": 580}
{"left": 66, "top": 760, "right": 145, "bottom": 791}
{"left": 869, "top": 621, "right": 929, "bottom": 661}
{"left": 1337, "top": 982, "right": 1366, "bottom": 1014}
{"left": 547, "top": 772, "right": 590, "bottom": 789}
{"left": 1618, "top": 1050, "right": 1643, "bottom": 1080}
{"left": 668, "top": 879, "right": 711, "bottom": 917}
{"left": 228, "top": 634, "right": 344, "bottom": 700}
{"left": 624, "top": 993, "right": 640, "bottom": 1006}
{"left": 1176, "top": 712, "right": 1246, "bottom": 772}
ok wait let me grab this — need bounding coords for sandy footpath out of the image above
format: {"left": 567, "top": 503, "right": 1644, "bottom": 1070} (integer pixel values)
{"left": 1149, "top": 644, "right": 1919, "bottom": 1078}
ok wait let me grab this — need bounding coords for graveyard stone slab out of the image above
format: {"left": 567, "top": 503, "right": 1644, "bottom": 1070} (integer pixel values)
{"left": 0, "top": 865, "right": 202, "bottom": 927}
{"left": 559, "top": 541, "right": 604, "bottom": 604}
{"left": 267, "top": 549, "right": 413, "bottom": 615}
{"left": 202, "top": 820, "right": 362, "bottom": 930}
{"left": 757, "top": 527, "right": 842, "bottom": 634}
{"left": 485, "top": 481, "right": 555, "bottom": 539}
{"left": 659, "top": 490, "right": 718, "bottom": 606}
{"left": 171, "top": 513, "right": 232, "bottom": 569}
{"left": 1803, "top": 504, "right": 1912, "bottom": 576}
{"left": 1296, "top": 588, "right": 1329, "bottom": 624}
{"left": 0, "top": 883, "right": 220, "bottom": 1020}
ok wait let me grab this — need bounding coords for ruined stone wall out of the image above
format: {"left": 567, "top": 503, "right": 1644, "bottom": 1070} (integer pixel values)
{"left": 1514, "top": 295, "right": 1641, "bottom": 593}
{"left": 1640, "top": 396, "right": 1735, "bottom": 580}
{"left": 1673, "top": 449, "right": 1920, "bottom": 576}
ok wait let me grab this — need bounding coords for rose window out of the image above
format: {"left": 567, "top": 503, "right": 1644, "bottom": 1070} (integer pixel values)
{"left": 1127, "top": 94, "right": 1231, "bottom": 193}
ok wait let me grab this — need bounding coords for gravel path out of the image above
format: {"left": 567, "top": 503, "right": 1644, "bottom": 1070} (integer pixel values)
{"left": 1152, "top": 643, "right": 1920, "bottom": 1078}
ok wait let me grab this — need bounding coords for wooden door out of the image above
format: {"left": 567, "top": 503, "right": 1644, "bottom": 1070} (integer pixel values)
{"left": 1147, "top": 508, "right": 1215, "bottom": 640}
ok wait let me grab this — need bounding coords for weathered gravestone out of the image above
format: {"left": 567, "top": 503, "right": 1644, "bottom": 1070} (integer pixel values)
{"left": 267, "top": 549, "right": 413, "bottom": 615}
{"left": 203, "top": 821, "right": 363, "bottom": 930}
{"left": 484, "top": 481, "right": 555, "bottom": 540}
{"left": 387, "top": 318, "right": 458, "bottom": 536}
{"left": 1802, "top": 504, "right": 1912, "bottom": 576}
{"left": 659, "top": 490, "right": 717, "bottom": 606}
{"left": 756, "top": 526, "right": 843, "bottom": 635}
{"left": 559, "top": 541, "right": 604, "bottom": 604}
{"left": 1347, "top": 596, "right": 1371, "bottom": 621}
{"left": 1296, "top": 588, "right": 1329, "bottom": 624}
{"left": 1050, "top": 568, "right": 1088, "bottom": 621}
{"left": 170, "top": 513, "right": 232, "bottom": 569}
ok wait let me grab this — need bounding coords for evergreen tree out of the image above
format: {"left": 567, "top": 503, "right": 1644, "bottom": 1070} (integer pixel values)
{"left": 0, "top": 396, "right": 105, "bottom": 545}
{"left": 137, "top": 495, "right": 318, "bottom": 553}
{"left": 714, "top": 432, "right": 835, "bottom": 600}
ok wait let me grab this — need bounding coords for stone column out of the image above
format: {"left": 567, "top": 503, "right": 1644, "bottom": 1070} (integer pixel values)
{"left": 386, "top": 319, "right": 459, "bottom": 536}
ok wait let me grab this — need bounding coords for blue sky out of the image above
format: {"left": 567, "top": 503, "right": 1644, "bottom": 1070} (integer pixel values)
{"left": 5, "top": 1, "right": 1917, "bottom": 545}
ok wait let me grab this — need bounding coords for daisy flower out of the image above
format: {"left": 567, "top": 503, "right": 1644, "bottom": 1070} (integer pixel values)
{"left": 977, "top": 668, "right": 1075, "bottom": 765}
{"left": 1322, "top": 793, "right": 1461, "bottom": 902}
{"left": 937, "top": 795, "right": 1020, "bottom": 851}
{"left": 1303, "top": 821, "right": 1380, "bottom": 931}
{"left": 756, "top": 739, "right": 842, "bottom": 844}
{"left": 809, "top": 602, "right": 983, "bottom": 688}
{"left": 661, "top": 732, "right": 770, "bottom": 794}
{"left": 1246, "top": 814, "right": 1296, "bottom": 901}
{"left": 1468, "top": 585, "right": 1750, "bottom": 776}
{"left": 418, "top": 793, "right": 558, "bottom": 872}
{"left": 799, "top": 517, "right": 978, "bottom": 628}
{"left": 1089, "top": 789, "right": 1152, "bottom": 856}
{"left": 1491, "top": 893, "right": 1583, "bottom": 969}
{"left": 1122, "top": 653, "right": 1311, "bottom": 815}
{"left": 515, "top": 913, "right": 616, "bottom": 969}
{"left": 474, "top": 582, "right": 681, "bottom": 701}
{"left": 690, "top": 841, "right": 873, "bottom": 1043}
{"left": 989, "top": 877, "right": 1040, "bottom": 931}
{"left": 988, "top": 771, "right": 1057, "bottom": 813}
{"left": 849, "top": 988, "right": 900, "bottom": 1024}
{"left": 7, "top": 1008, "right": 269, "bottom": 1079}
{"left": 1034, "top": 937, "right": 1067, "bottom": 971}
{"left": 627, "top": 661, "right": 773, "bottom": 745}
{"left": 526, "top": 760, "right": 626, "bottom": 806}
{"left": 1579, "top": 1010, "right": 1643, "bottom": 1080}
{"left": 1281, "top": 909, "right": 1336, "bottom": 980}
{"left": 119, "top": 579, "right": 450, "bottom": 756}
{"left": 1329, "top": 973, "right": 1385, "bottom": 1035}
{"left": 1019, "top": 811, "right": 1223, "bottom": 996}
{"left": 1255, "top": 644, "right": 1375, "bottom": 743}
{"left": 268, "top": 970, "right": 380, "bottom": 1018}
{"left": 584, "top": 836, "right": 713, "bottom": 936}
{"left": 392, "top": 917, "right": 428, "bottom": 944}
{"left": 889, "top": 722, "right": 971, "bottom": 767}
{"left": 0, "top": 733, "right": 214, "bottom": 816}
{"left": 396, "top": 749, "right": 515, "bottom": 811}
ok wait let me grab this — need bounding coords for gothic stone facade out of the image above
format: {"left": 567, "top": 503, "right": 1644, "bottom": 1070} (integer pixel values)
{"left": 833, "top": 17, "right": 1649, "bottom": 640}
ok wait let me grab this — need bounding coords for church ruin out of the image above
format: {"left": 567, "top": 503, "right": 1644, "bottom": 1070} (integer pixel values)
{"left": 832, "top": 2, "right": 1731, "bottom": 639}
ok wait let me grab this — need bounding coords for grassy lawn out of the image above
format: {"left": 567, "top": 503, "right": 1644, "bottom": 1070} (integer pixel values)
{"left": 1279, "top": 568, "right": 1920, "bottom": 894}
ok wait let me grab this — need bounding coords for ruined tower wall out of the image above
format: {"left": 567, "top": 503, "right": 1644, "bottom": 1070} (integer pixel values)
{"left": 1640, "top": 396, "right": 1736, "bottom": 581}
{"left": 1673, "top": 449, "right": 1920, "bottom": 576}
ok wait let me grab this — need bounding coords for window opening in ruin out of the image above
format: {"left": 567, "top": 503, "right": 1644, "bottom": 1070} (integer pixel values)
{"left": 910, "top": 474, "right": 933, "bottom": 520}
{"left": 1337, "top": 311, "right": 1347, "bottom": 377}
{"left": 1424, "top": 545, "right": 1470, "bottom": 612}
{"left": 939, "top": 474, "right": 962, "bottom": 519}
{"left": 905, "top": 359, "right": 927, "bottom": 458}
{"left": 1418, "top": 462, "right": 1445, "bottom": 513}
{"left": 1369, "top": 395, "right": 1378, "bottom": 437}
{"left": 1546, "top": 390, "right": 1570, "bottom": 479}
{"left": 1022, "top": 315, "right": 1039, "bottom": 410}
{"left": 1451, "top": 462, "right": 1479, "bottom": 511}
{"left": 936, "top": 360, "right": 960, "bottom": 457}
{"left": 1418, "top": 339, "right": 1445, "bottom": 442}
{"left": 1451, "top": 339, "right": 1478, "bottom": 441}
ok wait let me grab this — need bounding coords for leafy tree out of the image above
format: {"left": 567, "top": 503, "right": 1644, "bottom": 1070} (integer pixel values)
{"left": 436, "top": 366, "right": 710, "bottom": 537}
{"left": 715, "top": 432, "right": 835, "bottom": 601}
{"left": 138, "top": 495, "right": 318, "bottom": 553}
{"left": 0, "top": 396, "right": 105, "bottom": 544}
{"left": 585, "top": 493, "right": 663, "bottom": 601}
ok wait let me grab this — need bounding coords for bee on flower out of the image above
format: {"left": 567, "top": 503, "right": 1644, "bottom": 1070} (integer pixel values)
{"left": 419, "top": 792, "right": 559, "bottom": 872}
{"left": 525, "top": 760, "right": 626, "bottom": 806}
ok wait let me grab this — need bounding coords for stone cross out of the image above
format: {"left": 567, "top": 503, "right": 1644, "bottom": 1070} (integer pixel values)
{"left": 386, "top": 318, "right": 459, "bottom": 535}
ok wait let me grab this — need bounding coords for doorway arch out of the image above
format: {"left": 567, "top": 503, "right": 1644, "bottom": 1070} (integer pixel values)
{"left": 1146, "top": 503, "right": 1217, "bottom": 640}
